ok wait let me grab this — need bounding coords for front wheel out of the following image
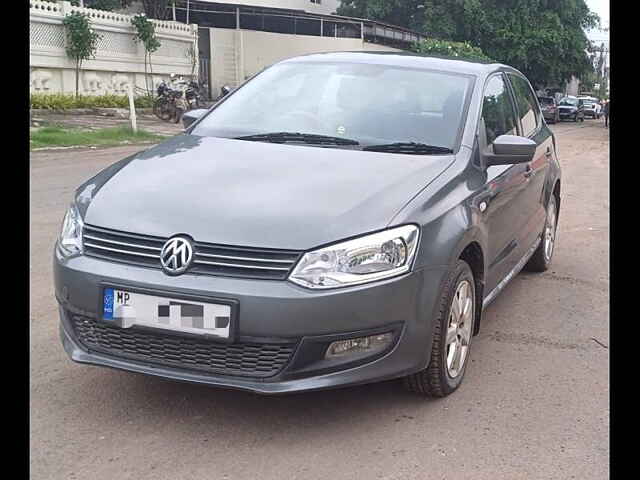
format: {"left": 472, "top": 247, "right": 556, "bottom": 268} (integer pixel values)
{"left": 524, "top": 195, "right": 558, "bottom": 272}
{"left": 403, "top": 260, "right": 476, "bottom": 397}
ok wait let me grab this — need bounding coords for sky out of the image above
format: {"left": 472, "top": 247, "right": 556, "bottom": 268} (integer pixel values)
{"left": 585, "top": 0, "right": 609, "bottom": 46}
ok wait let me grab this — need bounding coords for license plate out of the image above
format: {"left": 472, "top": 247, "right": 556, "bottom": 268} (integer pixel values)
{"left": 102, "top": 288, "right": 232, "bottom": 339}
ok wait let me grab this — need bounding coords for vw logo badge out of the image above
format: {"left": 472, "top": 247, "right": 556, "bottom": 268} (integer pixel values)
{"left": 160, "top": 236, "right": 194, "bottom": 275}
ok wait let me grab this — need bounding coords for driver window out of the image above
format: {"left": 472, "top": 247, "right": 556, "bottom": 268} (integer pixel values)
{"left": 482, "top": 75, "right": 518, "bottom": 146}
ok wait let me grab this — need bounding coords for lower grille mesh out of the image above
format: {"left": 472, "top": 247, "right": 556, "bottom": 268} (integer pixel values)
{"left": 71, "top": 314, "right": 297, "bottom": 378}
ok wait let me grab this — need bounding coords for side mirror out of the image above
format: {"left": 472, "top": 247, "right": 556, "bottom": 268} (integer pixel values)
{"left": 484, "top": 135, "right": 536, "bottom": 166}
{"left": 221, "top": 85, "right": 233, "bottom": 97}
{"left": 182, "top": 108, "right": 208, "bottom": 128}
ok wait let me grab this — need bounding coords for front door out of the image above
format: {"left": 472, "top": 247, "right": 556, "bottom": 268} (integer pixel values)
{"left": 477, "top": 73, "right": 531, "bottom": 294}
{"left": 506, "top": 73, "right": 552, "bottom": 252}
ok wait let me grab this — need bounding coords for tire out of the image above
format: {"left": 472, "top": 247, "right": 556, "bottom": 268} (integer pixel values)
{"left": 403, "top": 260, "right": 476, "bottom": 397}
{"left": 153, "top": 98, "right": 173, "bottom": 122}
{"left": 524, "top": 195, "right": 558, "bottom": 272}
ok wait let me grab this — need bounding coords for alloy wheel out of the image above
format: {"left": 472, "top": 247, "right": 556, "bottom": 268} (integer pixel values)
{"left": 445, "top": 280, "right": 474, "bottom": 378}
{"left": 544, "top": 198, "right": 557, "bottom": 262}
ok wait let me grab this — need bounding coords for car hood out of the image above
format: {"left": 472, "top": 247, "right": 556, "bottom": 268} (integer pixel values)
{"left": 79, "top": 135, "right": 455, "bottom": 250}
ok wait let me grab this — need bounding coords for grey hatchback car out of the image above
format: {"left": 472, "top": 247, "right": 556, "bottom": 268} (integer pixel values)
{"left": 54, "top": 52, "right": 561, "bottom": 397}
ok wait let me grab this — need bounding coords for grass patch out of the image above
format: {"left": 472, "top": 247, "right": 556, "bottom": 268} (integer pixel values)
{"left": 30, "top": 93, "right": 155, "bottom": 110}
{"left": 30, "top": 125, "right": 164, "bottom": 150}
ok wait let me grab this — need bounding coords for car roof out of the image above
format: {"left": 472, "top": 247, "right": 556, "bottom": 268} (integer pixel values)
{"left": 280, "top": 51, "right": 519, "bottom": 78}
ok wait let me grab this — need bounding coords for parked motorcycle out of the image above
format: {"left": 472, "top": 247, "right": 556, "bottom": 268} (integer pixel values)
{"left": 153, "top": 78, "right": 205, "bottom": 124}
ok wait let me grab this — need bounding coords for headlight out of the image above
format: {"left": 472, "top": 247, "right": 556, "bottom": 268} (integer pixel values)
{"left": 289, "top": 225, "right": 419, "bottom": 289}
{"left": 58, "top": 204, "right": 84, "bottom": 257}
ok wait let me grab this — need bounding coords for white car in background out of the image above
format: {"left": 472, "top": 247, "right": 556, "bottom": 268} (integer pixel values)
{"left": 578, "top": 96, "right": 602, "bottom": 119}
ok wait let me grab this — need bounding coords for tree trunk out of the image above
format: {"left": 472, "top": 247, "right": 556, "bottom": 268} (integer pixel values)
{"left": 75, "top": 60, "right": 80, "bottom": 98}
{"left": 148, "top": 52, "right": 154, "bottom": 96}
{"left": 144, "top": 51, "right": 149, "bottom": 96}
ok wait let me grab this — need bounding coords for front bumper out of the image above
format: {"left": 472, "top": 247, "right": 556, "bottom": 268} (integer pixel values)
{"left": 54, "top": 249, "right": 447, "bottom": 394}
{"left": 559, "top": 109, "right": 578, "bottom": 118}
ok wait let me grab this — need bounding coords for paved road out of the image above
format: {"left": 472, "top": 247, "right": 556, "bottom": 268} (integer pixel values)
{"left": 30, "top": 120, "right": 609, "bottom": 480}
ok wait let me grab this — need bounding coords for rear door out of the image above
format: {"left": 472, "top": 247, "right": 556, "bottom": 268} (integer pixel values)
{"left": 506, "top": 73, "right": 551, "bottom": 252}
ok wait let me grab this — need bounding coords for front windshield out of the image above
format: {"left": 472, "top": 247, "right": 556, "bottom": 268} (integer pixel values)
{"left": 559, "top": 97, "right": 578, "bottom": 106}
{"left": 192, "top": 62, "right": 474, "bottom": 151}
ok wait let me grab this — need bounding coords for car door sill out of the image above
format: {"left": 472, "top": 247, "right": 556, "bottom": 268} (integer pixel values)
{"left": 482, "top": 236, "right": 541, "bottom": 310}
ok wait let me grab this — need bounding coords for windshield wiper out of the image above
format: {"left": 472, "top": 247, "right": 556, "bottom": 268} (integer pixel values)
{"left": 234, "top": 132, "right": 359, "bottom": 146}
{"left": 363, "top": 142, "right": 454, "bottom": 155}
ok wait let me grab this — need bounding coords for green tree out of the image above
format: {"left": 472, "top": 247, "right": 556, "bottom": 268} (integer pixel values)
{"left": 339, "top": 0, "right": 600, "bottom": 89}
{"left": 339, "top": 1, "right": 428, "bottom": 33}
{"left": 131, "top": 14, "right": 161, "bottom": 95}
{"left": 62, "top": 11, "right": 102, "bottom": 98}
{"left": 413, "top": 38, "right": 492, "bottom": 62}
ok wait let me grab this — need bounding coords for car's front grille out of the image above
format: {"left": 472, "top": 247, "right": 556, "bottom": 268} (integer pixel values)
{"left": 82, "top": 224, "right": 302, "bottom": 280}
{"left": 70, "top": 313, "right": 298, "bottom": 378}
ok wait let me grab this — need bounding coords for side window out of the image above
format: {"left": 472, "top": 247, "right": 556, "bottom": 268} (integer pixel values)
{"left": 482, "top": 75, "right": 518, "bottom": 146}
{"left": 508, "top": 74, "right": 541, "bottom": 137}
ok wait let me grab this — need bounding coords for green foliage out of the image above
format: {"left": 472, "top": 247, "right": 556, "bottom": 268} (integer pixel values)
{"left": 412, "top": 39, "right": 492, "bottom": 62}
{"left": 338, "top": 0, "right": 600, "bottom": 89}
{"left": 338, "top": 0, "right": 428, "bottom": 33}
{"left": 131, "top": 14, "right": 161, "bottom": 54}
{"left": 62, "top": 11, "right": 102, "bottom": 96}
{"left": 131, "top": 13, "right": 161, "bottom": 94}
{"left": 30, "top": 93, "right": 154, "bottom": 110}
{"left": 30, "top": 125, "right": 164, "bottom": 150}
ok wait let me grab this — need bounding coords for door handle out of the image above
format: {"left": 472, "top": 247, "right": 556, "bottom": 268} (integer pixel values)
{"left": 545, "top": 147, "right": 553, "bottom": 158}
{"left": 524, "top": 164, "right": 534, "bottom": 178}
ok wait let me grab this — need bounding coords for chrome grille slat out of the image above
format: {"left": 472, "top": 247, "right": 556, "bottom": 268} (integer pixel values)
{"left": 83, "top": 234, "right": 162, "bottom": 251}
{"left": 193, "top": 259, "right": 291, "bottom": 271}
{"left": 82, "top": 224, "right": 301, "bottom": 280}
{"left": 84, "top": 242, "right": 160, "bottom": 259}
{"left": 194, "top": 252, "right": 294, "bottom": 264}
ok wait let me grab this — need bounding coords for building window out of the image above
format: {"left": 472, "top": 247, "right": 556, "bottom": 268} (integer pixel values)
{"left": 310, "top": 0, "right": 322, "bottom": 4}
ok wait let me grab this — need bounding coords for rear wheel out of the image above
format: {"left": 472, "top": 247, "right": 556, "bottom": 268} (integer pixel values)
{"left": 403, "top": 260, "right": 476, "bottom": 397}
{"left": 524, "top": 195, "right": 558, "bottom": 272}
{"left": 153, "top": 98, "right": 172, "bottom": 121}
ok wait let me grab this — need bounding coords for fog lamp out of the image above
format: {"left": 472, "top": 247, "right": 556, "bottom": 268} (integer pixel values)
{"left": 325, "top": 332, "right": 393, "bottom": 360}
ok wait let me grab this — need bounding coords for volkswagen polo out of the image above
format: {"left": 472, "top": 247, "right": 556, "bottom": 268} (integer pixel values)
{"left": 54, "top": 52, "right": 561, "bottom": 397}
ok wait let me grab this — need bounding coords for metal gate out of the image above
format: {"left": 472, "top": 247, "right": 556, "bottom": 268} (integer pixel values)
{"left": 198, "top": 57, "right": 211, "bottom": 101}
{"left": 198, "top": 27, "right": 211, "bottom": 101}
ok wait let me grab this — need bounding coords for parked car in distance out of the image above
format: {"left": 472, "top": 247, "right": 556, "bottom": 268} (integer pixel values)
{"left": 538, "top": 96, "right": 559, "bottom": 124}
{"left": 54, "top": 52, "right": 561, "bottom": 398}
{"left": 578, "top": 96, "right": 601, "bottom": 119}
{"left": 558, "top": 96, "right": 585, "bottom": 122}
